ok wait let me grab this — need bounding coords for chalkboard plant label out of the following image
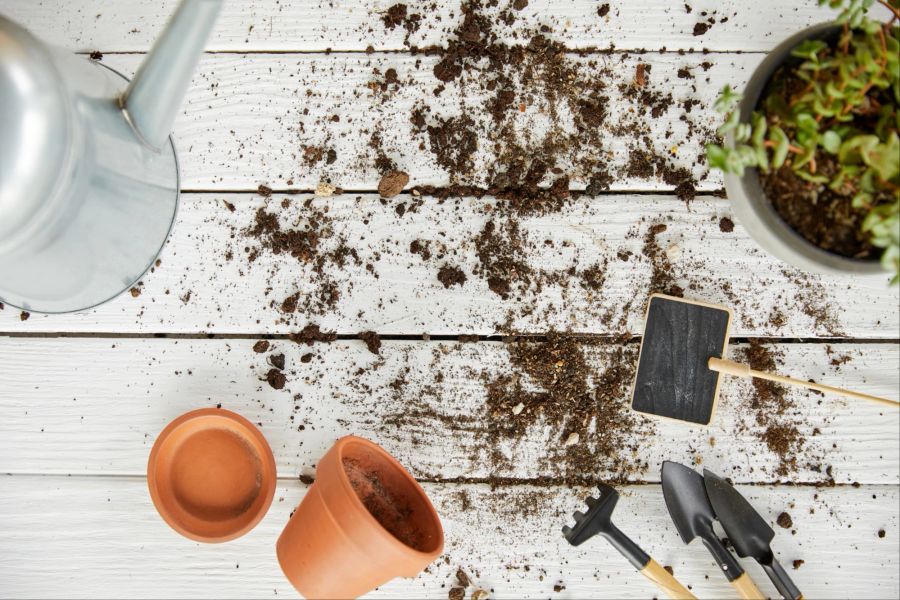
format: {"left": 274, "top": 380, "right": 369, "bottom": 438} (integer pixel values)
{"left": 631, "top": 294, "right": 732, "bottom": 425}
{"left": 707, "top": 0, "right": 899, "bottom": 282}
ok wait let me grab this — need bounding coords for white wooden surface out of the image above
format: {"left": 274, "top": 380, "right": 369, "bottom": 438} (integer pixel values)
{"left": 1, "top": 476, "right": 898, "bottom": 599}
{"left": 0, "top": 0, "right": 898, "bottom": 599}
{"left": 2, "top": 194, "right": 897, "bottom": 337}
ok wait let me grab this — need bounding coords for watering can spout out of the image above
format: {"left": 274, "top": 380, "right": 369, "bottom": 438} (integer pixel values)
{"left": 121, "top": 0, "right": 222, "bottom": 149}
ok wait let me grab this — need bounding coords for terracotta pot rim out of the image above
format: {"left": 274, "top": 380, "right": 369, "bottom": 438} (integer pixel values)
{"left": 147, "top": 407, "right": 277, "bottom": 543}
{"left": 329, "top": 435, "right": 444, "bottom": 557}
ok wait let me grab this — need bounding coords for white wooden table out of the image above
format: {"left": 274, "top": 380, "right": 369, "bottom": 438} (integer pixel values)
{"left": 1, "top": 1, "right": 898, "bottom": 598}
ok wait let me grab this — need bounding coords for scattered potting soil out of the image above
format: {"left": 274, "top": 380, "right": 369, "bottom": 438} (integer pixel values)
{"left": 718, "top": 216, "right": 734, "bottom": 233}
{"left": 253, "top": 340, "right": 270, "bottom": 353}
{"left": 483, "top": 334, "right": 653, "bottom": 481}
{"left": 792, "top": 559, "right": 804, "bottom": 570}
{"left": 343, "top": 456, "right": 428, "bottom": 550}
{"left": 735, "top": 340, "right": 823, "bottom": 477}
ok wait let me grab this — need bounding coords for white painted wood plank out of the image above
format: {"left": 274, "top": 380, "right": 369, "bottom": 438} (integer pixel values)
{"left": 57, "top": 51, "right": 756, "bottom": 191}
{"left": 2, "top": 194, "right": 896, "bottom": 337}
{"left": 0, "top": 475, "right": 896, "bottom": 599}
{"left": 1, "top": 338, "right": 896, "bottom": 484}
{"left": 0, "top": 0, "right": 879, "bottom": 53}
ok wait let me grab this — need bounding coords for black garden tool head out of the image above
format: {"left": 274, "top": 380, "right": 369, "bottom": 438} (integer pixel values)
{"left": 661, "top": 461, "right": 745, "bottom": 581}
{"left": 703, "top": 468, "right": 774, "bottom": 560}
{"left": 562, "top": 483, "right": 650, "bottom": 570}
{"left": 562, "top": 482, "right": 620, "bottom": 547}
{"left": 661, "top": 461, "right": 717, "bottom": 544}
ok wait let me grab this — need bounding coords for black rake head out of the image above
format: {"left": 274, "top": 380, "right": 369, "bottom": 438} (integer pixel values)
{"left": 562, "top": 482, "right": 619, "bottom": 547}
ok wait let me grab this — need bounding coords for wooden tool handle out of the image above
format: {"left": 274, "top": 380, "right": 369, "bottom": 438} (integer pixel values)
{"left": 708, "top": 357, "right": 899, "bottom": 408}
{"left": 730, "top": 572, "right": 765, "bottom": 599}
{"left": 640, "top": 558, "right": 697, "bottom": 599}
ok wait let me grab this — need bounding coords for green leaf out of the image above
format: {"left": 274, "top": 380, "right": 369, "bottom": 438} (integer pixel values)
{"left": 770, "top": 126, "right": 791, "bottom": 168}
{"left": 861, "top": 133, "right": 900, "bottom": 181}
{"left": 792, "top": 39, "right": 828, "bottom": 61}
{"left": 714, "top": 85, "right": 742, "bottom": 114}
{"left": 822, "top": 130, "right": 842, "bottom": 154}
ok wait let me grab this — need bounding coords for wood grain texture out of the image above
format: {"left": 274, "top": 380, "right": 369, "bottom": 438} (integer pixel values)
{"left": 1, "top": 194, "right": 896, "bottom": 337}
{"left": 0, "top": 475, "right": 897, "bottom": 599}
{"left": 45, "top": 51, "right": 754, "bottom": 191}
{"left": 0, "top": 0, "right": 887, "bottom": 53}
{"left": 0, "top": 337, "right": 897, "bottom": 483}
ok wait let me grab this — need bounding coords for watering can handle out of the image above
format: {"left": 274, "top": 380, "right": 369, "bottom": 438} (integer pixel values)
{"left": 121, "top": 0, "right": 223, "bottom": 150}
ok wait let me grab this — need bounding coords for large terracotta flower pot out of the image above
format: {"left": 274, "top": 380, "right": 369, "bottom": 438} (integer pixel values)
{"left": 277, "top": 436, "right": 444, "bottom": 599}
{"left": 724, "top": 22, "right": 883, "bottom": 276}
{"left": 147, "top": 407, "right": 277, "bottom": 543}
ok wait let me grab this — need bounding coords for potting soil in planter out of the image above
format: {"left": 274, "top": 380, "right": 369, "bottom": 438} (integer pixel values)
{"left": 343, "top": 457, "right": 430, "bottom": 551}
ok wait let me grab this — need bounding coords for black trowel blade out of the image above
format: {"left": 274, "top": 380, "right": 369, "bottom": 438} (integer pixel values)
{"left": 631, "top": 294, "right": 732, "bottom": 425}
{"left": 661, "top": 461, "right": 717, "bottom": 544}
{"left": 703, "top": 469, "right": 774, "bottom": 559}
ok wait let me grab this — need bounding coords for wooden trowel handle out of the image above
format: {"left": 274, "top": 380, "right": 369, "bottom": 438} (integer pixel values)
{"left": 640, "top": 558, "right": 696, "bottom": 599}
{"left": 708, "top": 357, "right": 899, "bottom": 408}
{"left": 730, "top": 572, "right": 766, "bottom": 599}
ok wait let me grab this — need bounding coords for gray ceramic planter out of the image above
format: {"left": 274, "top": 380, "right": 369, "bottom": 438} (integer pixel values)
{"left": 723, "top": 23, "right": 884, "bottom": 276}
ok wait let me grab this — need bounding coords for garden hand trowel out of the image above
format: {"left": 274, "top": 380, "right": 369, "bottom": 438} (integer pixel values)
{"left": 661, "top": 461, "right": 765, "bottom": 599}
{"left": 562, "top": 483, "right": 696, "bottom": 599}
{"left": 704, "top": 469, "right": 803, "bottom": 600}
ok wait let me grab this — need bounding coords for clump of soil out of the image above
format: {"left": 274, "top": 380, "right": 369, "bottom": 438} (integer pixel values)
{"left": 776, "top": 511, "right": 793, "bottom": 529}
{"left": 266, "top": 368, "right": 286, "bottom": 390}
{"left": 719, "top": 216, "right": 735, "bottom": 233}
{"left": 378, "top": 170, "right": 410, "bottom": 198}
{"left": 343, "top": 457, "right": 427, "bottom": 550}
{"left": 289, "top": 323, "right": 338, "bottom": 345}
{"left": 438, "top": 265, "right": 468, "bottom": 288}
{"left": 484, "top": 334, "right": 653, "bottom": 481}
{"left": 360, "top": 331, "right": 382, "bottom": 355}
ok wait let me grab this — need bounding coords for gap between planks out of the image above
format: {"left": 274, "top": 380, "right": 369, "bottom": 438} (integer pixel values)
{"left": 1, "top": 472, "right": 895, "bottom": 489}
{"left": 1, "top": 332, "right": 899, "bottom": 344}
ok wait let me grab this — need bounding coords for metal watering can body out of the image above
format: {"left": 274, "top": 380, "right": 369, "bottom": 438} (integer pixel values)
{"left": 0, "top": 0, "right": 221, "bottom": 313}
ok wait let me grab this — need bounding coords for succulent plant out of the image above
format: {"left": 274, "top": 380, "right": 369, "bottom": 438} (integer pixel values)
{"left": 707, "top": 0, "right": 899, "bottom": 282}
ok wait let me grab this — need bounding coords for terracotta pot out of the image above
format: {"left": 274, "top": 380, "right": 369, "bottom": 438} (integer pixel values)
{"left": 277, "top": 436, "right": 444, "bottom": 599}
{"left": 147, "top": 407, "right": 276, "bottom": 543}
{"left": 723, "top": 22, "right": 883, "bottom": 277}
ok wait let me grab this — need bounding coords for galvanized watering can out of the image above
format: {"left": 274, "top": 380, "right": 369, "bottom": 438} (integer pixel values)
{"left": 0, "top": 0, "right": 221, "bottom": 313}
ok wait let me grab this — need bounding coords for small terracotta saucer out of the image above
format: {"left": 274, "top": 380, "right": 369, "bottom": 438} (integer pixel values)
{"left": 148, "top": 408, "right": 276, "bottom": 543}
